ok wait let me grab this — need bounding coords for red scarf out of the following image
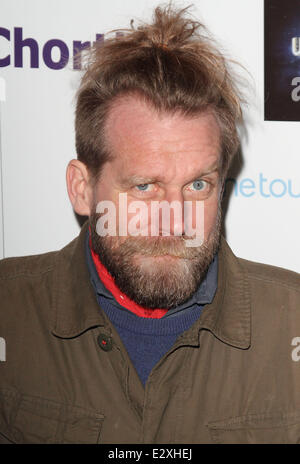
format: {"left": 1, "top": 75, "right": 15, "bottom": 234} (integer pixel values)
{"left": 89, "top": 230, "right": 168, "bottom": 319}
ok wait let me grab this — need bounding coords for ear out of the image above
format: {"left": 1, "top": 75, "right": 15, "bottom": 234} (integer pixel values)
{"left": 66, "top": 159, "right": 93, "bottom": 216}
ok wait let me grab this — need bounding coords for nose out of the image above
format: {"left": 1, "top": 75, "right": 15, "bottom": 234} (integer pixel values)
{"left": 158, "top": 189, "right": 185, "bottom": 237}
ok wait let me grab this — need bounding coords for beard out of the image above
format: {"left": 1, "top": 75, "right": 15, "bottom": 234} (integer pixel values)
{"left": 89, "top": 207, "right": 222, "bottom": 310}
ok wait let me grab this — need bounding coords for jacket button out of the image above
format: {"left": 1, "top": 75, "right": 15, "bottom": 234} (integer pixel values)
{"left": 97, "top": 333, "right": 113, "bottom": 352}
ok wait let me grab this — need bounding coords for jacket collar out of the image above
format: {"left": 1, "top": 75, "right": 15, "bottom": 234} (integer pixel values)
{"left": 51, "top": 220, "right": 251, "bottom": 349}
{"left": 51, "top": 220, "right": 107, "bottom": 338}
{"left": 189, "top": 235, "right": 251, "bottom": 349}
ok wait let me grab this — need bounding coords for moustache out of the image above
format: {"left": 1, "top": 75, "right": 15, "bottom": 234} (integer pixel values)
{"left": 105, "top": 234, "right": 206, "bottom": 259}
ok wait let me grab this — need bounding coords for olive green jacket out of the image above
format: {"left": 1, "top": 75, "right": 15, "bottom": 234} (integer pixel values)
{"left": 0, "top": 220, "right": 299, "bottom": 444}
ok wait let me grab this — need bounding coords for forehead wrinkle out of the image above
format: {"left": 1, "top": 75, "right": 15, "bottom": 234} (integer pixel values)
{"left": 107, "top": 121, "right": 220, "bottom": 162}
{"left": 105, "top": 96, "right": 219, "bottom": 151}
{"left": 104, "top": 96, "right": 222, "bottom": 183}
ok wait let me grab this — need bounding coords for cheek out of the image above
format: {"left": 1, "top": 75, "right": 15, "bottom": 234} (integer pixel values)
{"left": 93, "top": 183, "right": 118, "bottom": 211}
{"left": 203, "top": 197, "right": 220, "bottom": 237}
{"left": 183, "top": 195, "right": 220, "bottom": 239}
{"left": 114, "top": 197, "right": 151, "bottom": 237}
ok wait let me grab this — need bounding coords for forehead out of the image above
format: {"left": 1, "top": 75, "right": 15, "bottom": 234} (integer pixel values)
{"left": 103, "top": 95, "right": 221, "bottom": 180}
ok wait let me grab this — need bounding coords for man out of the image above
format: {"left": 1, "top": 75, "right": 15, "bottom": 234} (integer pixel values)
{"left": 0, "top": 4, "right": 299, "bottom": 444}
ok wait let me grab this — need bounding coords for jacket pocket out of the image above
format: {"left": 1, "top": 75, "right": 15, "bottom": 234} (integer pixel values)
{"left": 0, "top": 387, "right": 105, "bottom": 444}
{"left": 207, "top": 410, "right": 300, "bottom": 444}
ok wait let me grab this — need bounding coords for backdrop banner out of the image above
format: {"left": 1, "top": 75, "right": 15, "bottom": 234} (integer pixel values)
{"left": 0, "top": 0, "right": 299, "bottom": 273}
{"left": 265, "top": 0, "right": 300, "bottom": 120}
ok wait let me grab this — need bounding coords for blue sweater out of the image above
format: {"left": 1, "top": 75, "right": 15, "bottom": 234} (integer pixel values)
{"left": 97, "top": 294, "right": 210, "bottom": 385}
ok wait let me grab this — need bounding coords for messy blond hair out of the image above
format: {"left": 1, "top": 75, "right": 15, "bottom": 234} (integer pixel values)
{"left": 75, "top": 3, "right": 243, "bottom": 182}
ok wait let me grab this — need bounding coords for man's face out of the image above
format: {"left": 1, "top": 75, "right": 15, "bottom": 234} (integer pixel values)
{"left": 89, "top": 95, "right": 223, "bottom": 309}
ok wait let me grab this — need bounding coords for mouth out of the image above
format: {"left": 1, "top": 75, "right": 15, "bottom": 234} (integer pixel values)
{"left": 134, "top": 253, "right": 182, "bottom": 262}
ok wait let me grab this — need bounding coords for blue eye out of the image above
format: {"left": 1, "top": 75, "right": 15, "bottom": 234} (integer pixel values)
{"left": 136, "top": 184, "right": 149, "bottom": 191}
{"left": 192, "top": 180, "right": 206, "bottom": 191}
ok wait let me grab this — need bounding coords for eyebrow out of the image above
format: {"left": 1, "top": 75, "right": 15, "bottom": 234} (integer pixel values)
{"left": 194, "top": 164, "right": 219, "bottom": 177}
{"left": 121, "top": 175, "right": 157, "bottom": 186}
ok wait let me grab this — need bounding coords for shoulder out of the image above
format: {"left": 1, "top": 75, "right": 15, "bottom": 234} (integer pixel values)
{"left": 238, "top": 256, "right": 299, "bottom": 293}
{"left": 0, "top": 231, "right": 81, "bottom": 281}
{"left": 237, "top": 257, "right": 300, "bottom": 318}
{"left": 0, "top": 233, "right": 81, "bottom": 330}
{"left": 220, "top": 236, "right": 299, "bottom": 295}
{"left": 0, "top": 249, "right": 58, "bottom": 280}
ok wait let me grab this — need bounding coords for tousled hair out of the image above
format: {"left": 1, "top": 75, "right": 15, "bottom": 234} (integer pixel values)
{"left": 75, "top": 3, "right": 244, "bottom": 183}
